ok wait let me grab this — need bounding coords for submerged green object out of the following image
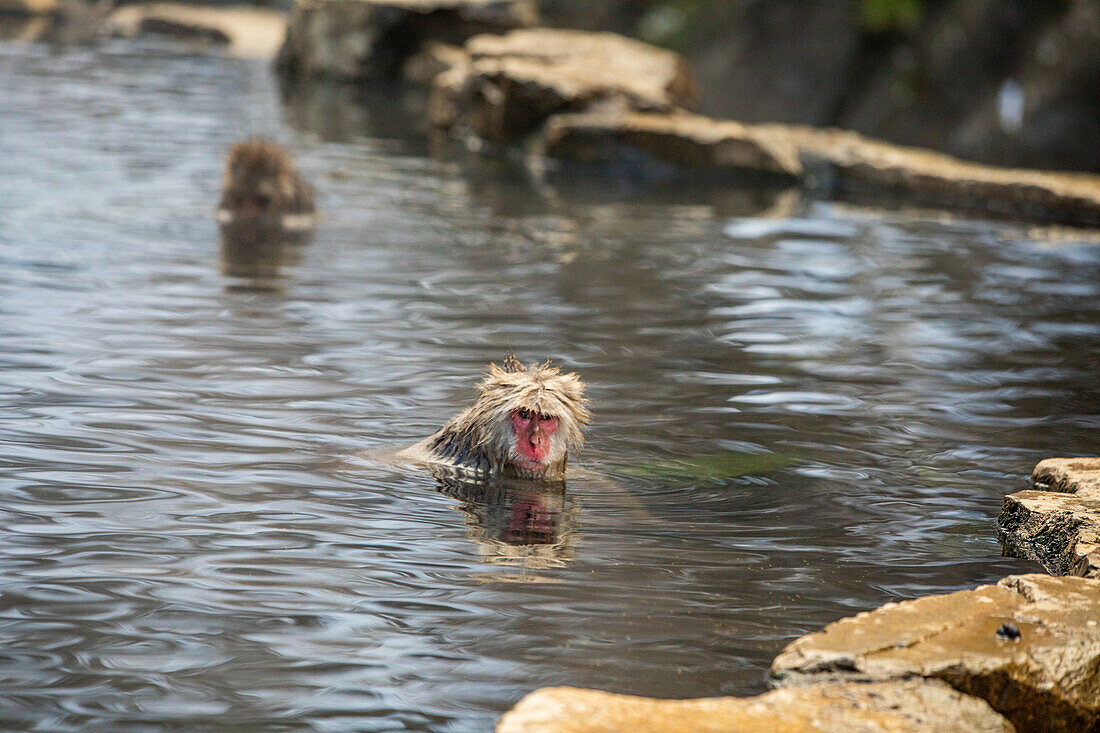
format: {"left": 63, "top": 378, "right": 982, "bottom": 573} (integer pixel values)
{"left": 623, "top": 452, "right": 798, "bottom": 480}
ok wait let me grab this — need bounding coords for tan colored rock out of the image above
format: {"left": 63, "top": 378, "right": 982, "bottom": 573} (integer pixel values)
{"left": 541, "top": 111, "right": 803, "bottom": 178}
{"left": 462, "top": 29, "right": 698, "bottom": 110}
{"left": 403, "top": 39, "right": 468, "bottom": 85}
{"left": 539, "top": 110, "right": 1100, "bottom": 227}
{"left": 770, "top": 573, "right": 1100, "bottom": 733}
{"left": 1, "top": 0, "right": 113, "bottom": 44}
{"left": 430, "top": 29, "right": 697, "bottom": 142}
{"left": 0, "top": 0, "right": 57, "bottom": 16}
{"left": 497, "top": 680, "right": 1014, "bottom": 733}
{"left": 109, "top": 4, "right": 288, "bottom": 58}
{"left": 276, "top": 0, "right": 536, "bottom": 80}
{"left": 0, "top": 15, "right": 48, "bottom": 41}
{"left": 1000, "top": 458, "right": 1100, "bottom": 578}
{"left": 794, "top": 129, "right": 1100, "bottom": 227}
{"left": 1032, "top": 458, "right": 1100, "bottom": 497}
{"left": 1000, "top": 490, "right": 1100, "bottom": 577}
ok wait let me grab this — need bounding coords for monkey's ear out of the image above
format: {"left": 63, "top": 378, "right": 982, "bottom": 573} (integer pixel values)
{"left": 499, "top": 354, "right": 525, "bottom": 373}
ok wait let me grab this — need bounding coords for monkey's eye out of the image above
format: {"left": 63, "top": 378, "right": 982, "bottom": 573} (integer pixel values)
{"left": 517, "top": 408, "right": 532, "bottom": 420}
{"left": 539, "top": 413, "right": 553, "bottom": 422}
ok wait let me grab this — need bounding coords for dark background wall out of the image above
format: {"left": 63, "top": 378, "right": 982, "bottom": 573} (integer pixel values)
{"left": 540, "top": 0, "right": 1100, "bottom": 173}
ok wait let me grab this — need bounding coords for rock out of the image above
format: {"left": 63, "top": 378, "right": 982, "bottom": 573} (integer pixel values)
{"left": 122, "top": 13, "right": 230, "bottom": 47}
{"left": 797, "top": 125, "right": 1100, "bottom": 227}
{"left": 110, "top": 4, "right": 288, "bottom": 58}
{"left": 538, "top": 110, "right": 1100, "bottom": 227}
{"left": 3, "top": 0, "right": 275, "bottom": 49}
{"left": 1031, "top": 458, "right": 1100, "bottom": 496}
{"left": 1000, "top": 458, "right": 1100, "bottom": 578}
{"left": 275, "top": 0, "right": 536, "bottom": 81}
{"left": 0, "top": 0, "right": 56, "bottom": 16}
{"left": 0, "top": 0, "right": 113, "bottom": 45}
{"left": 403, "top": 39, "right": 468, "bottom": 84}
{"left": 430, "top": 28, "right": 697, "bottom": 142}
{"left": 770, "top": 573, "right": 1100, "bottom": 733}
{"left": 497, "top": 680, "right": 1014, "bottom": 733}
{"left": 541, "top": 111, "right": 804, "bottom": 179}
{"left": 0, "top": 15, "right": 47, "bottom": 41}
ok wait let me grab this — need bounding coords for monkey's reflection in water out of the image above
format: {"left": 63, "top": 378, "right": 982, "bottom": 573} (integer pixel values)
{"left": 218, "top": 218, "right": 313, "bottom": 292}
{"left": 432, "top": 469, "right": 578, "bottom": 579}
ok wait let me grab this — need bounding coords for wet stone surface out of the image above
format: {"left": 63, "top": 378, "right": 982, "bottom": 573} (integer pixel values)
{"left": 538, "top": 110, "right": 1100, "bottom": 228}
{"left": 497, "top": 680, "right": 1015, "bottom": 733}
{"left": 429, "top": 28, "right": 697, "bottom": 141}
{"left": 770, "top": 574, "right": 1100, "bottom": 733}
{"left": 1000, "top": 458, "right": 1100, "bottom": 578}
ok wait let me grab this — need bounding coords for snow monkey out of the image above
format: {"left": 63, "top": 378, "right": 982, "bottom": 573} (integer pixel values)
{"left": 216, "top": 138, "right": 315, "bottom": 224}
{"left": 398, "top": 356, "right": 590, "bottom": 481}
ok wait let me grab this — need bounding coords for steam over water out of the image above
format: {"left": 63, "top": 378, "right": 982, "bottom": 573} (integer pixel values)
{"left": 2, "top": 38, "right": 1098, "bottom": 731}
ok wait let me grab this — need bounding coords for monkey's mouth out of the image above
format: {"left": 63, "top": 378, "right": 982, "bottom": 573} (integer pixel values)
{"left": 237, "top": 195, "right": 273, "bottom": 217}
{"left": 510, "top": 458, "right": 550, "bottom": 479}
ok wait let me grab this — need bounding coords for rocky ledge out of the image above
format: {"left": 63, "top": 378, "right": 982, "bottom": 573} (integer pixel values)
{"left": 537, "top": 111, "right": 1100, "bottom": 228}
{"left": 273, "top": 4, "right": 1100, "bottom": 226}
{"left": 0, "top": 0, "right": 288, "bottom": 58}
{"left": 111, "top": 4, "right": 288, "bottom": 58}
{"left": 770, "top": 573, "right": 1100, "bottom": 733}
{"left": 1000, "top": 458, "right": 1100, "bottom": 578}
{"left": 421, "top": 30, "right": 1100, "bottom": 227}
{"left": 428, "top": 28, "right": 697, "bottom": 142}
{"left": 0, "top": 0, "right": 55, "bottom": 14}
{"left": 498, "top": 680, "right": 1013, "bottom": 733}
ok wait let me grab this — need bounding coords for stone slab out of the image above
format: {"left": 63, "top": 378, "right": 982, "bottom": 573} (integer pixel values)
{"left": 110, "top": 4, "right": 288, "bottom": 58}
{"left": 541, "top": 111, "right": 803, "bottom": 178}
{"left": 496, "top": 680, "right": 1013, "bottom": 733}
{"left": 1000, "top": 458, "right": 1100, "bottom": 578}
{"left": 1031, "top": 458, "right": 1100, "bottom": 498}
{"left": 770, "top": 573, "right": 1100, "bottom": 733}
{"left": 0, "top": 0, "right": 56, "bottom": 16}
{"left": 430, "top": 29, "right": 697, "bottom": 142}
{"left": 539, "top": 110, "right": 1100, "bottom": 228}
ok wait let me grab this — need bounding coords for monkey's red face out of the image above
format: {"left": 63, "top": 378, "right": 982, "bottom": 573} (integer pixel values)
{"left": 227, "top": 163, "right": 280, "bottom": 217}
{"left": 509, "top": 408, "right": 561, "bottom": 476}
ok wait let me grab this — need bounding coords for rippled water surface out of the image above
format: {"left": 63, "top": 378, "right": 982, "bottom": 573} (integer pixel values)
{"left": 2, "top": 38, "right": 1099, "bottom": 732}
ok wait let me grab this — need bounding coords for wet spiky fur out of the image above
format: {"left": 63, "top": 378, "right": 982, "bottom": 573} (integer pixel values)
{"left": 217, "top": 138, "right": 315, "bottom": 219}
{"left": 399, "top": 356, "right": 590, "bottom": 480}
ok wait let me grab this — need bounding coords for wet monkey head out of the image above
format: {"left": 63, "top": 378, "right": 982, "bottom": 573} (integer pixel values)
{"left": 217, "top": 138, "right": 314, "bottom": 220}
{"left": 403, "top": 356, "right": 590, "bottom": 480}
